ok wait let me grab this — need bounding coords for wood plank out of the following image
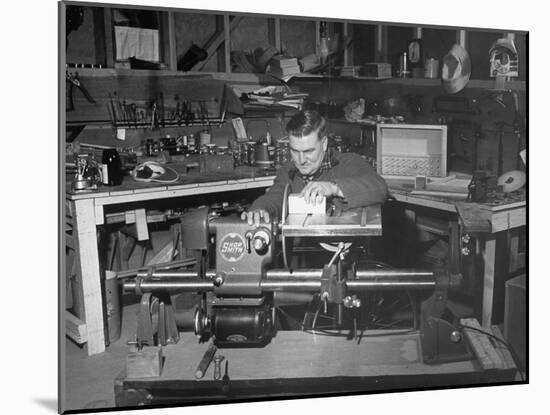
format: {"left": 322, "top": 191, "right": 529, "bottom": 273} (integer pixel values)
{"left": 166, "top": 11, "right": 177, "bottom": 71}
{"left": 94, "top": 203, "right": 104, "bottom": 226}
{"left": 274, "top": 17, "right": 281, "bottom": 52}
{"left": 155, "top": 331, "right": 477, "bottom": 381}
{"left": 65, "top": 311, "right": 87, "bottom": 344}
{"left": 147, "top": 241, "right": 175, "bottom": 266}
{"left": 343, "top": 23, "right": 350, "bottom": 66}
{"left": 73, "top": 198, "right": 105, "bottom": 355}
{"left": 195, "top": 15, "right": 242, "bottom": 71}
{"left": 65, "top": 233, "right": 75, "bottom": 250}
{"left": 103, "top": 8, "right": 114, "bottom": 68}
{"left": 135, "top": 209, "right": 149, "bottom": 241}
{"left": 480, "top": 236, "right": 497, "bottom": 327}
{"left": 224, "top": 15, "right": 231, "bottom": 73}
{"left": 460, "top": 318, "right": 503, "bottom": 370}
{"left": 133, "top": 186, "right": 168, "bottom": 194}
{"left": 490, "top": 325, "right": 518, "bottom": 371}
{"left": 508, "top": 232, "right": 520, "bottom": 273}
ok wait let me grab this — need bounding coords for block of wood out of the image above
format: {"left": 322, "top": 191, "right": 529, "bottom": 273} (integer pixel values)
{"left": 126, "top": 346, "right": 163, "bottom": 378}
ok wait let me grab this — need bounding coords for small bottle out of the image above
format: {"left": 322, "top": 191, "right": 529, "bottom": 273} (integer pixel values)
{"left": 399, "top": 52, "right": 408, "bottom": 78}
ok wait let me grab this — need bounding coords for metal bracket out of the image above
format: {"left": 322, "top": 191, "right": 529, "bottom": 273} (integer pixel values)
{"left": 136, "top": 293, "right": 180, "bottom": 347}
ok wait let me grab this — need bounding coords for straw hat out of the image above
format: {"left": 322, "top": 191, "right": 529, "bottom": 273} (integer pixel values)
{"left": 441, "top": 44, "right": 471, "bottom": 94}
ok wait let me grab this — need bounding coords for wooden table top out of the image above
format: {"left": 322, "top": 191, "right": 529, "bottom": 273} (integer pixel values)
{"left": 66, "top": 165, "right": 277, "bottom": 204}
{"left": 132, "top": 330, "right": 478, "bottom": 382}
{"left": 65, "top": 168, "right": 526, "bottom": 233}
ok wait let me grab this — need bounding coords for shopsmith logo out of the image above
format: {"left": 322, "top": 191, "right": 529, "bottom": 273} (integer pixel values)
{"left": 219, "top": 233, "right": 245, "bottom": 262}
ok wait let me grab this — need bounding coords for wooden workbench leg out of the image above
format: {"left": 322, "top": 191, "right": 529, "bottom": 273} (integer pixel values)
{"left": 480, "top": 236, "right": 496, "bottom": 327}
{"left": 73, "top": 199, "right": 106, "bottom": 355}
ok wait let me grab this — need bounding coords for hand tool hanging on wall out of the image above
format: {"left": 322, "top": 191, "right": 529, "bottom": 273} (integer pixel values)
{"left": 160, "top": 92, "right": 165, "bottom": 128}
{"left": 108, "top": 92, "right": 117, "bottom": 127}
{"left": 66, "top": 71, "right": 96, "bottom": 111}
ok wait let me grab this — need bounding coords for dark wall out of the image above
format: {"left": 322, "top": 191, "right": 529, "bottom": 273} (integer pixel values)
{"left": 297, "top": 78, "right": 526, "bottom": 174}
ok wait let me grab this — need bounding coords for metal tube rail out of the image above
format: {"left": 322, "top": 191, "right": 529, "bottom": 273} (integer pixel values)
{"left": 140, "top": 268, "right": 434, "bottom": 280}
{"left": 124, "top": 268, "right": 439, "bottom": 294}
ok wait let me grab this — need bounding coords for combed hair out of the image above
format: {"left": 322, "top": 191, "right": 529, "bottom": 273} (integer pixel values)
{"left": 286, "top": 110, "right": 327, "bottom": 139}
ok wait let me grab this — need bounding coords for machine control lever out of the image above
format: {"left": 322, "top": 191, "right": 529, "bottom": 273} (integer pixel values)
{"left": 253, "top": 229, "right": 271, "bottom": 253}
{"left": 327, "top": 242, "right": 346, "bottom": 267}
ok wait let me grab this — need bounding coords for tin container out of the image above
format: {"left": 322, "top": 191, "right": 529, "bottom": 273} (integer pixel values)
{"left": 424, "top": 58, "right": 439, "bottom": 79}
{"left": 199, "top": 131, "right": 211, "bottom": 146}
{"left": 246, "top": 141, "right": 257, "bottom": 166}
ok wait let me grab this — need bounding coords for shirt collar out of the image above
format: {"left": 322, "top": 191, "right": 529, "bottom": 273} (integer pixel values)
{"left": 289, "top": 147, "right": 339, "bottom": 182}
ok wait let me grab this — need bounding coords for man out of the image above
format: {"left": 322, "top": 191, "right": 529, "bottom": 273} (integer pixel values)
{"left": 242, "top": 110, "right": 388, "bottom": 226}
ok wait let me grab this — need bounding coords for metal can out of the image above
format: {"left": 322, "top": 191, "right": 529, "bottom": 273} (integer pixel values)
{"left": 239, "top": 142, "right": 248, "bottom": 165}
{"left": 267, "top": 145, "right": 276, "bottom": 162}
{"left": 246, "top": 141, "right": 256, "bottom": 166}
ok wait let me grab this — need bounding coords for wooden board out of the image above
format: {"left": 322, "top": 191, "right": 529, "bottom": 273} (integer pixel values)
{"left": 65, "top": 311, "right": 87, "bottom": 344}
{"left": 460, "top": 318, "right": 504, "bottom": 370}
{"left": 144, "top": 331, "right": 477, "bottom": 382}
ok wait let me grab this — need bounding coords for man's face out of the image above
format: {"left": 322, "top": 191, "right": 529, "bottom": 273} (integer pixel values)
{"left": 289, "top": 130, "right": 327, "bottom": 176}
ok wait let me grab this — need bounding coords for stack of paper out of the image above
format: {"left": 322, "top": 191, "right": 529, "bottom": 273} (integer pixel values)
{"left": 268, "top": 56, "right": 301, "bottom": 77}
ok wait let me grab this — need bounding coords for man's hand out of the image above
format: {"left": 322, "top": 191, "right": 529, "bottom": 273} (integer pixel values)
{"left": 300, "top": 181, "right": 343, "bottom": 205}
{"left": 241, "top": 209, "right": 270, "bottom": 226}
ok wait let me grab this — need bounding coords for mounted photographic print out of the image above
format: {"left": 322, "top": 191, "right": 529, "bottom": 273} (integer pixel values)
{"left": 59, "top": 0, "right": 528, "bottom": 413}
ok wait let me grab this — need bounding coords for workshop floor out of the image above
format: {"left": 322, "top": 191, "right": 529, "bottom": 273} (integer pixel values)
{"left": 62, "top": 296, "right": 475, "bottom": 412}
{"left": 63, "top": 300, "right": 140, "bottom": 412}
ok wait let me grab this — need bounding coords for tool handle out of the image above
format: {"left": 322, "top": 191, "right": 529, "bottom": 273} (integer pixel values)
{"left": 195, "top": 343, "right": 217, "bottom": 379}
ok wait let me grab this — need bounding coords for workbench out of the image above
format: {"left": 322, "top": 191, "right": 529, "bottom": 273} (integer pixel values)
{"left": 386, "top": 178, "right": 526, "bottom": 327}
{"left": 113, "top": 329, "right": 518, "bottom": 407}
{"left": 65, "top": 171, "right": 526, "bottom": 356}
{"left": 65, "top": 167, "right": 277, "bottom": 355}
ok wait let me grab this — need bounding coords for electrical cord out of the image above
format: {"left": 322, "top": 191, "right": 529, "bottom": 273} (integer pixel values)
{"left": 460, "top": 324, "right": 526, "bottom": 382}
{"left": 131, "top": 161, "right": 179, "bottom": 183}
{"left": 275, "top": 306, "right": 417, "bottom": 341}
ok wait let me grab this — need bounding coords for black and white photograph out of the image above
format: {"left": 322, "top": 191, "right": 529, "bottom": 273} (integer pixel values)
{"left": 50, "top": 0, "right": 535, "bottom": 413}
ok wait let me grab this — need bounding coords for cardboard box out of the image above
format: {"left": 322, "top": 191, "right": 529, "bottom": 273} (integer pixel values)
{"left": 504, "top": 274, "right": 526, "bottom": 370}
{"left": 360, "top": 62, "right": 392, "bottom": 78}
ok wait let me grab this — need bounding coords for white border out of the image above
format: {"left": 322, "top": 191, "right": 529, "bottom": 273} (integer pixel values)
{"left": 4, "top": 1, "right": 542, "bottom": 414}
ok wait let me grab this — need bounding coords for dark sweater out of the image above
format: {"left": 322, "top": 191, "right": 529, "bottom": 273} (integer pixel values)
{"left": 251, "top": 150, "right": 388, "bottom": 219}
